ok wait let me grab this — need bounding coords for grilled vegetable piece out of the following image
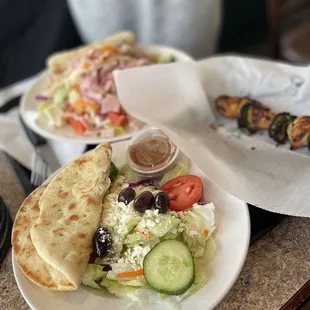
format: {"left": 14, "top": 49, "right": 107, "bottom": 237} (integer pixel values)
{"left": 269, "top": 113, "right": 296, "bottom": 144}
{"left": 238, "top": 103, "right": 275, "bottom": 133}
{"left": 287, "top": 116, "right": 310, "bottom": 150}
{"left": 215, "top": 96, "right": 268, "bottom": 119}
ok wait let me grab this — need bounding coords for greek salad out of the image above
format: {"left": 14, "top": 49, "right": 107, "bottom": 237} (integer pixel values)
{"left": 83, "top": 160, "right": 216, "bottom": 307}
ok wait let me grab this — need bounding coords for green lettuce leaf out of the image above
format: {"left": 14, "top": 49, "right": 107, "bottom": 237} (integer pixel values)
{"left": 109, "top": 162, "right": 118, "bottom": 183}
{"left": 82, "top": 264, "right": 106, "bottom": 289}
{"left": 125, "top": 211, "right": 180, "bottom": 245}
{"left": 180, "top": 203, "right": 216, "bottom": 257}
{"left": 53, "top": 85, "right": 68, "bottom": 107}
{"left": 159, "top": 156, "right": 189, "bottom": 186}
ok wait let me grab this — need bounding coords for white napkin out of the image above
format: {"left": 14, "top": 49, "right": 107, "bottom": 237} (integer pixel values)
{"left": 114, "top": 57, "right": 310, "bottom": 217}
{"left": 0, "top": 77, "right": 85, "bottom": 171}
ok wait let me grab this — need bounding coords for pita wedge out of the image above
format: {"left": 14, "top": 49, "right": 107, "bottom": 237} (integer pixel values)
{"left": 28, "top": 143, "right": 112, "bottom": 290}
{"left": 47, "top": 31, "right": 136, "bottom": 75}
{"left": 12, "top": 184, "right": 75, "bottom": 290}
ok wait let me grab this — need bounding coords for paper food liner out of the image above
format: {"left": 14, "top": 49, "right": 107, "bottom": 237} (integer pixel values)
{"left": 114, "top": 57, "right": 310, "bottom": 217}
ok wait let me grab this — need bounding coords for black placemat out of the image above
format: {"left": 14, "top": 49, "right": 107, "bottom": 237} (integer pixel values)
{"left": 0, "top": 196, "right": 13, "bottom": 265}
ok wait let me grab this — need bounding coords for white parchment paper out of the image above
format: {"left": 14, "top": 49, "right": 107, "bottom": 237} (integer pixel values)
{"left": 114, "top": 56, "right": 310, "bottom": 217}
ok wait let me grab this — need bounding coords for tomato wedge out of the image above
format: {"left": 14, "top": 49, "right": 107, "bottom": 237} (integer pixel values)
{"left": 160, "top": 175, "right": 203, "bottom": 211}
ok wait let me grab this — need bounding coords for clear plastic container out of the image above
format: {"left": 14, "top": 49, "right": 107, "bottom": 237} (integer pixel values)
{"left": 126, "top": 128, "right": 179, "bottom": 178}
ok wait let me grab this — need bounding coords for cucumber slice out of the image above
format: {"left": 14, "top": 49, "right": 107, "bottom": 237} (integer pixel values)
{"left": 143, "top": 240, "right": 195, "bottom": 295}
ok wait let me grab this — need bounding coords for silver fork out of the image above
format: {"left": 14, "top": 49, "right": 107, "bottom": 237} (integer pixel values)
{"left": 30, "top": 151, "right": 48, "bottom": 187}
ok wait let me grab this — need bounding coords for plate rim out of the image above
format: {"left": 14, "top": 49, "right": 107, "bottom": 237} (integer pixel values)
{"left": 12, "top": 140, "right": 251, "bottom": 310}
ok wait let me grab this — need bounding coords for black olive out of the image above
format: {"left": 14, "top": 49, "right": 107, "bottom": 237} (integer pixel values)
{"left": 134, "top": 191, "right": 154, "bottom": 213}
{"left": 153, "top": 192, "right": 169, "bottom": 213}
{"left": 118, "top": 187, "right": 136, "bottom": 205}
{"left": 102, "top": 265, "right": 112, "bottom": 272}
{"left": 93, "top": 227, "right": 112, "bottom": 257}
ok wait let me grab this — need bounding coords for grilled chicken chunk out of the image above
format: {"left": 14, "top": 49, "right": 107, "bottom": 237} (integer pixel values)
{"left": 287, "top": 116, "right": 310, "bottom": 150}
{"left": 238, "top": 103, "right": 275, "bottom": 133}
{"left": 215, "top": 96, "right": 267, "bottom": 119}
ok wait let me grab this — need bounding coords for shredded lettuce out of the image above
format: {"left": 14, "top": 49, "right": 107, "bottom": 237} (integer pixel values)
{"left": 118, "top": 164, "right": 141, "bottom": 182}
{"left": 53, "top": 85, "right": 68, "bottom": 107}
{"left": 81, "top": 264, "right": 106, "bottom": 289}
{"left": 179, "top": 203, "right": 216, "bottom": 257}
{"left": 38, "top": 101, "right": 50, "bottom": 116}
{"left": 104, "top": 124, "right": 127, "bottom": 136}
{"left": 109, "top": 162, "right": 118, "bottom": 182}
{"left": 125, "top": 211, "right": 180, "bottom": 245}
{"left": 159, "top": 156, "right": 189, "bottom": 186}
{"left": 119, "top": 155, "right": 189, "bottom": 186}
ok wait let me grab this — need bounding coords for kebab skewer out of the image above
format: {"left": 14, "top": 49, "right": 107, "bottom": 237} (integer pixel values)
{"left": 215, "top": 96, "right": 309, "bottom": 150}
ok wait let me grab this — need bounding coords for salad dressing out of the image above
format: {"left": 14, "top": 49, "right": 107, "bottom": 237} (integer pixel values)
{"left": 128, "top": 134, "right": 178, "bottom": 176}
{"left": 129, "top": 136, "right": 172, "bottom": 168}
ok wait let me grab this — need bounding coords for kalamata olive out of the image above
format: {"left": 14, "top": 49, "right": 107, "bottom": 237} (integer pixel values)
{"left": 153, "top": 192, "right": 169, "bottom": 213}
{"left": 118, "top": 187, "right": 136, "bottom": 205}
{"left": 102, "top": 265, "right": 112, "bottom": 272}
{"left": 93, "top": 227, "right": 112, "bottom": 257}
{"left": 134, "top": 191, "right": 154, "bottom": 213}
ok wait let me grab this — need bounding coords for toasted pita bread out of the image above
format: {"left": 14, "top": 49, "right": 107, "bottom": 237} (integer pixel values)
{"left": 30, "top": 143, "right": 112, "bottom": 289}
{"left": 12, "top": 184, "right": 75, "bottom": 290}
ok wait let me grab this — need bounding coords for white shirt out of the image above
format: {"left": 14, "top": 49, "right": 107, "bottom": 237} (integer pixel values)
{"left": 67, "top": 0, "right": 222, "bottom": 59}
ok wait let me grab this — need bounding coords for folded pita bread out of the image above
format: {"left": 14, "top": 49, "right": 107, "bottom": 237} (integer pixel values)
{"left": 16, "top": 143, "right": 112, "bottom": 290}
{"left": 12, "top": 184, "right": 75, "bottom": 290}
{"left": 47, "top": 31, "right": 136, "bottom": 74}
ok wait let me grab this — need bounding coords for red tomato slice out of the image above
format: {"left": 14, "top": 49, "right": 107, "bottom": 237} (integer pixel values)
{"left": 160, "top": 175, "right": 203, "bottom": 211}
{"left": 107, "top": 112, "right": 128, "bottom": 126}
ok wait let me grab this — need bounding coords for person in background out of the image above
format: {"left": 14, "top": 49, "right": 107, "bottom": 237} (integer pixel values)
{"left": 67, "top": 0, "right": 222, "bottom": 59}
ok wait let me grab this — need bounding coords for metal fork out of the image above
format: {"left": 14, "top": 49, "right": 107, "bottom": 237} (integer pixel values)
{"left": 30, "top": 151, "right": 48, "bottom": 187}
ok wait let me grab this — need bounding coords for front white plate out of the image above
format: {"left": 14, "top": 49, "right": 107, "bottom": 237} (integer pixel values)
{"left": 20, "top": 45, "right": 194, "bottom": 144}
{"left": 13, "top": 141, "right": 250, "bottom": 310}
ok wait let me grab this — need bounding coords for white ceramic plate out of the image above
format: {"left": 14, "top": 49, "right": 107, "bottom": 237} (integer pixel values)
{"left": 13, "top": 140, "right": 250, "bottom": 310}
{"left": 20, "top": 45, "right": 194, "bottom": 144}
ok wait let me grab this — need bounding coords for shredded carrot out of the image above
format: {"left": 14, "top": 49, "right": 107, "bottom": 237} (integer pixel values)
{"left": 84, "top": 101, "right": 100, "bottom": 110}
{"left": 204, "top": 229, "right": 209, "bottom": 237}
{"left": 82, "top": 62, "right": 90, "bottom": 70}
{"left": 139, "top": 231, "right": 152, "bottom": 239}
{"left": 116, "top": 269, "right": 143, "bottom": 279}
{"left": 72, "top": 83, "right": 80, "bottom": 93}
{"left": 73, "top": 99, "right": 85, "bottom": 115}
{"left": 102, "top": 45, "right": 118, "bottom": 54}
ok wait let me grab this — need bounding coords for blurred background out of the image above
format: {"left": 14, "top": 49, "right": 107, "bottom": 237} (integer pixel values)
{"left": 0, "top": 0, "right": 309, "bottom": 87}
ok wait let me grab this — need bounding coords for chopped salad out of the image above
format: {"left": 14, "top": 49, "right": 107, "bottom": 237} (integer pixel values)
{"left": 37, "top": 39, "right": 175, "bottom": 138}
{"left": 83, "top": 160, "right": 216, "bottom": 307}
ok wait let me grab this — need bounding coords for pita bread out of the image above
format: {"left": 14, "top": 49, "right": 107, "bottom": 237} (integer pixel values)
{"left": 29, "top": 143, "right": 112, "bottom": 290}
{"left": 47, "top": 31, "right": 136, "bottom": 74}
{"left": 12, "top": 184, "right": 75, "bottom": 290}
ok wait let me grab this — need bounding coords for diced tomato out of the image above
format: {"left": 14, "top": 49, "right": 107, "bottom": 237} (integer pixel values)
{"left": 160, "top": 175, "right": 203, "bottom": 211}
{"left": 69, "top": 118, "right": 86, "bottom": 135}
{"left": 107, "top": 112, "right": 128, "bottom": 126}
